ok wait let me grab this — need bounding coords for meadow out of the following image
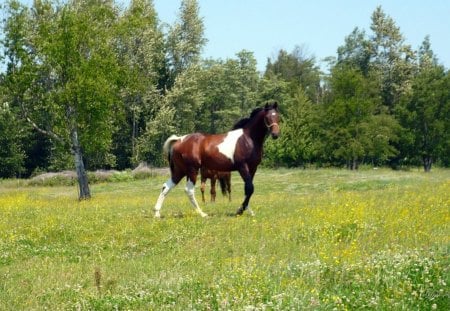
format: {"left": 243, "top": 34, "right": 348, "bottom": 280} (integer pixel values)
{"left": 0, "top": 168, "right": 449, "bottom": 310}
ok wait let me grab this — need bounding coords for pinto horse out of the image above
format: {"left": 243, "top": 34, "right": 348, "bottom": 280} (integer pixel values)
{"left": 200, "top": 168, "right": 231, "bottom": 203}
{"left": 154, "top": 102, "right": 280, "bottom": 218}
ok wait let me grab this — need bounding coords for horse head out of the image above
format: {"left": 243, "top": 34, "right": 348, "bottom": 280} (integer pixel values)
{"left": 264, "top": 102, "right": 280, "bottom": 139}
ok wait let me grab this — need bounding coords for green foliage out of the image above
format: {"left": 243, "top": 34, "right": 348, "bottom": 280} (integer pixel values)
{"left": 1, "top": 2, "right": 449, "bottom": 175}
{"left": 264, "top": 88, "right": 317, "bottom": 167}
{"left": 0, "top": 102, "right": 25, "bottom": 177}
{"left": 320, "top": 65, "right": 399, "bottom": 168}
{"left": 197, "top": 51, "right": 260, "bottom": 133}
{"left": 403, "top": 64, "right": 449, "bottom": 170}
{"left": 113, "top": 0, "right": 166, "bottom": 168}
{"left": 50, "top": 1, "right": 121, "bottom": 160}
{"left": 166, "top": 0, "right": 207, "bottom": 85}
{"left": 135, "top": 98, "right": 176, "bottom": 166}
{"left": 265, "top": 46, "right": 322, "bottom": 102}
{"left": 337, "top": 27, "right": 372, "bottom": 75}
{"left": 370, "top": 6, "right": 415, "bottom": 110}
{"left": 2, "top": 0, "right": 122, "bottom": 163}
{"left": 165, "top": 50, "right": 260, "bottom": 136}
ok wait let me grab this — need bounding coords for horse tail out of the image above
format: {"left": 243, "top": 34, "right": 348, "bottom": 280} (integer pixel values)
{"left": 163, "top": 134, "right": 182, "bottom": 161}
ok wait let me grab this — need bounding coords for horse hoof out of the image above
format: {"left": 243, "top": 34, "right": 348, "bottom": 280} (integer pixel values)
{"left": 235, "top": 208, "right": 244, "bottom": 216}
{"left": 154, "top": 212, "right": 161, "bottom": 218}
{"left": 200, "top": 212, "right": 208, "bottom": 218}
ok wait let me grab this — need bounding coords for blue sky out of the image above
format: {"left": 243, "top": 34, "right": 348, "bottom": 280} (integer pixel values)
{"left": 154, "top": 0, "right": 450, "bottom": 72}
{"left": 7, "top": 0, "right": 450, "bottom": 73}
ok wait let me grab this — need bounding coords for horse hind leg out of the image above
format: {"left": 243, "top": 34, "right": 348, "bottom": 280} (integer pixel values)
{"left": 200, "top": 167, "right": 207, "bottom": 203}
{"left": 185, "top": 179, "right": 208, "bottom": 217}
{"left": 210, "top": 177, "right": 217, "bottom": 202}
{"left": 200, "top": 179, "right": 207, "bottom": 203}
{"left": 154, "top": 179, "right": 176, "bottom": 218}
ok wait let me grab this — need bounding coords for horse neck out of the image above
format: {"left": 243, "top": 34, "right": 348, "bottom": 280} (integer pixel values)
{"left": 244, "top": 113, "right": 268, "bottom": 146}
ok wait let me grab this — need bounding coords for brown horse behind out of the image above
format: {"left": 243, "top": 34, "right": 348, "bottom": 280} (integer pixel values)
{"left": 200, "top": 168, "right": 231, "bottom": 203}
{"left": 154, "top": 102, "right": 280, "bottom": 218}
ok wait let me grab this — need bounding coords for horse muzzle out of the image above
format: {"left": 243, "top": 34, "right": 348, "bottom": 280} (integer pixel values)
{"left": 269, "top": 123, "right": 280, "bottom": 139}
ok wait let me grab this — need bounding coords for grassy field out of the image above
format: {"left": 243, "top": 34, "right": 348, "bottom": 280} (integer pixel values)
{"left": 0, "top": 168, "right": 449, "bottom": 310}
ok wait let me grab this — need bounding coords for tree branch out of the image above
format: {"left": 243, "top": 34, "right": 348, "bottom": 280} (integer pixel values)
{"left": 20, "top": 100, "right": 65, "bottom": 145}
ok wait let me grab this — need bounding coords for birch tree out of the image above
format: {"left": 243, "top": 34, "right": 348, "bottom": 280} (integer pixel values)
{"left": 2, "top": 0, "right": 121, "bottom": 199}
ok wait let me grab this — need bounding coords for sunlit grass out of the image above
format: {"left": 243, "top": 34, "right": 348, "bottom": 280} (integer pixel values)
{"left": 0, "top": 168, "right": 449, "bottom": 309}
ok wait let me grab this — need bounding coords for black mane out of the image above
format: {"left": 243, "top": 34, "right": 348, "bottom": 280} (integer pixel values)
{"left": 232, "top": 102, "right": 278, "bottom": 130}
{"left": 232, "top": 107, "right": 263, "bottom": 129}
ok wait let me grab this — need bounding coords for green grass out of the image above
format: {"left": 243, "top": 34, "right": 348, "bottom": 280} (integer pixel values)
{"left": 0, "top": 168, "right": 449, "bottom": 310}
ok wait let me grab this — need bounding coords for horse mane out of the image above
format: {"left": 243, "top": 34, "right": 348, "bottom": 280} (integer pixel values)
{"left": 232, "top": 107, "right": 263, "bottom": 129}
{"left": 232, "top": 102, "right": 278, "bottom": 130}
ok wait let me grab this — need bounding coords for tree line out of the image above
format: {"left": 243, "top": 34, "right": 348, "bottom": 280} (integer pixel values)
{"left": 1, "top": 0, "right": 449, "bottom": 197}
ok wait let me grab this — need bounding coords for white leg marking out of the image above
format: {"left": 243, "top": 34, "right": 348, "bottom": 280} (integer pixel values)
{"left": 217, "top": 129, "right": 243, "bottom": 163}
{"left": 247, "top": 206, "right": 255, "bottom": 217}
{"left": 185, "top": 179, "right": 208, "bottom": 217}
{"left": 154, "top": 179, "right": 176, "bottom": 218}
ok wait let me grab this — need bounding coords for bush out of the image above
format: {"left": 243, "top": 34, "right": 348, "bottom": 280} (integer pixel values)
{"left": 28, "top": 171, "right": 77, "bottom": 186}
{"left": 26, "top": 167, "right": 168, "bottom": 186}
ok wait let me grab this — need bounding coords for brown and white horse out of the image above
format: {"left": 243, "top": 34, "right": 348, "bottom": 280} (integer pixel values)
{"left": 200, "top": 168, "right": 231, "bottom": 203}
{"left": 154, "top": 102, "right": 280, "bottom": 218}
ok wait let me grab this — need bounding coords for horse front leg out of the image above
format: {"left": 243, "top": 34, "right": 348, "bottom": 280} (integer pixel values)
{"left": 226, "top": 175, "right": 232, "bottom": 202}
{"left": 236, "top": 175, "right": 255, "bottom": 216}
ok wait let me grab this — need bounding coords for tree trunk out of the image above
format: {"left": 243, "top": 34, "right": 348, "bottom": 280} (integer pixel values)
{"left": 132, "top": 106, "right": 137, "bottom": 163}
{"left": 423, "top": 155, "right": 432, "bottom": 172}
{"left": 71, "top": 127, "right": 91, "bottom": 200}
{"left": 352, "top": 157, "right": 359, "bottom": 170}
{"left": 347, "top": 158, "right": 359, "bottom": 170}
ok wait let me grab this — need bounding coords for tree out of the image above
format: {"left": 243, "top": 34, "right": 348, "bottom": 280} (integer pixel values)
{"left": 332, "top": 6, "right": 417, "bottom": 169}
{"left": 265, "top": 46, "right": 321, "bottom": 102}
{"left": 233, "top": 50, "right": 260, "bottom": 117}
{"left": 0, "top": 100, "right": 25, "bottom": 178}
{"left": 401, "top": 37, "right": 450, "bottom": 171}
{"left": 134, "top": 98, "right": 176, "bottom": 167}
{"left": 262, "top": 46, "right": 323, "bottom": 167}
{"left": 337, "top": 27, "right": 372, "bottom": 75}
{"left": 2, "top": 0, "right": 121, "bottom": 198}
{"left": 113, "top": 0, "right": 166, "bottom": 168}
{"left": 321, "top": 65, "right": 399, "bottom": 169}
{"left": 152, "top": 0, "right": 207, "bottom": 149}
{"left": 198, "top": 50, "right": 260, "bottom": 134}
{"left": 370, "top": 6, "right": 415, "bottom": 112}
{"left": 166, "top": 0, "right": 206, "bottom": 88}
{"left": 264, "top": 88, "right": 316, "bottom": 167}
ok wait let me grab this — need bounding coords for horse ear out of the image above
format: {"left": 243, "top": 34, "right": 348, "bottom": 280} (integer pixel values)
{"left": 264, "top": 101, "right": 278, "bottom": 110}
